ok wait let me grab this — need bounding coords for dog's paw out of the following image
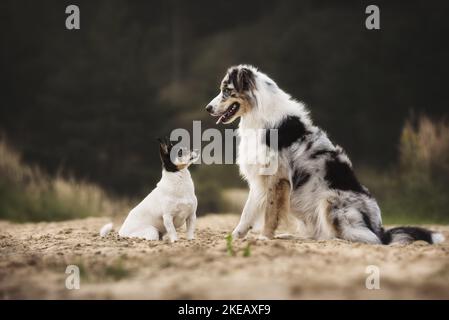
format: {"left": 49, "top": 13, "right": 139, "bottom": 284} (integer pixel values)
{"left": 187, "top": 234, "right": 195, "bottom": 240}
{"left": 257, "top": 235, "right": 271, "bottom": 241}
{"left": 231, "top": 229, "right": 246, "bottom": 240}
{"left": 168, "top": 236, "right": 178, "bottom": 243}
{"left": 274, "top": 233, "right": 298, "bottom": 240}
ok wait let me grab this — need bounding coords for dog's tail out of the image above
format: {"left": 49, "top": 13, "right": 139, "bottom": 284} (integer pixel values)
{"left": 380, "top": 226, "right": 445, "bottom": 245}
{"left": 100, "top": 222, "right": 114, "bottom": 237}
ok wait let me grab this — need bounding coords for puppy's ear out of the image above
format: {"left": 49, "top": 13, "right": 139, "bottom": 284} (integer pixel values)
{"left": 165, "top": 136, "right": 174, "bottom": 148}
{"left": 158, "top": 138, "right": 168, "bottom": 154}
{"left": 230, "top": 67, "right": 255, "bottom": 92}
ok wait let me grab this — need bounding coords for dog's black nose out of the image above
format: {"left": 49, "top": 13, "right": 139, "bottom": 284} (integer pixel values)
{"left": 205, "top": 105, "right": 213, "bottom": 113}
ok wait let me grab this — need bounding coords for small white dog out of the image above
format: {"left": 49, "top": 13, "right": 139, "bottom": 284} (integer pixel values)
{"left": 118, "top": 137, "right": 198, "bottom": 243}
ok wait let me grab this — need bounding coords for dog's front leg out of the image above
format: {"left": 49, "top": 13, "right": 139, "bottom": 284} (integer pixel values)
{"left": 186, "top": 211, "right": 196, "bottom": 240}
{"left": 261, "top": 178, "right": 291, "bottom": 239}
{"left": 232, "top": 187, "right": 263, "bottom": 239}
{"left": 163, "top": 214, "right": 178, "bottom": 243}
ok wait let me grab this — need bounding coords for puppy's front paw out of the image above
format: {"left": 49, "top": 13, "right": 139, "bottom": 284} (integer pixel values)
{"left": 187, "top": 234, "right": 195, "bottom": 240}
{"left": 169, "top": 236, "right": 178, "bottom": 243}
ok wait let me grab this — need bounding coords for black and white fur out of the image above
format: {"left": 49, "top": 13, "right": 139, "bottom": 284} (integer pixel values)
{"left": 206, "top": 65, "right": 444, "bottom": 245}
{"left": 118, "top": 137, "right": 198, "bottom": 243}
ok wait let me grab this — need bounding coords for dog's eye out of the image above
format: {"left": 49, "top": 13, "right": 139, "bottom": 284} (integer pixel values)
{"left": 177, "top": 149, "right": 183, "bottom": 157}
{"left": 222, "top": 88, "right": 231, "bottom": 98}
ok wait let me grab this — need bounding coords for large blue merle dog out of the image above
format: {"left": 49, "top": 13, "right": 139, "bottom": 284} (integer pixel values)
{"left": 206, "top": 65, "right": 444, "bottom": 244}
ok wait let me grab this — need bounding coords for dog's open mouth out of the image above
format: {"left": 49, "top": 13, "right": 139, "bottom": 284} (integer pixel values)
{"left": 216, "top": 103, "right": 240, "bottom": 124}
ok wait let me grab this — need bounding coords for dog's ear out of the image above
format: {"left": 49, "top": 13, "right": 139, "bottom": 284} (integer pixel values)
{"left": 158, "top": 138, "right": 168, "bottom": 154}
{"left": 230, "top": 67, "right": 255, "bottom": 92}
{"left": 165, "top": 136, "right": 174, "bottom": 148}
{"left": 238, "top": 67, "right": 255, "bottom": 92}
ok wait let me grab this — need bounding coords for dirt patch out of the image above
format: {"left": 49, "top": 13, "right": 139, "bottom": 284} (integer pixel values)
{"left": 1, "top": 214, "right": 448, "bottom": 299}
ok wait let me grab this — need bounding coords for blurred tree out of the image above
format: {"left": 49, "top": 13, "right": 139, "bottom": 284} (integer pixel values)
{"left": 1, "top": 0, "right": 449, "bottom": 207}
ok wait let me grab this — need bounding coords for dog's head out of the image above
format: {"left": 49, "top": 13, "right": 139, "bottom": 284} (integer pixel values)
{"left": 205, "top": 65, "right": 257, "bottom": 124}
{"left": 158, "top": 137, "right": 199, "bottom": 172}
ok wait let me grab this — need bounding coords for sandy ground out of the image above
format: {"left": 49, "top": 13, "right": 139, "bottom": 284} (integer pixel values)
{"left": 1, "top": 214, "right": 448, "bottom": 299}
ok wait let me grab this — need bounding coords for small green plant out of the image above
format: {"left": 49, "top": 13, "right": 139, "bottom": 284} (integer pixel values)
{"left": 225, "top": 234, "right": 235, "bottom": 256}
{"left": 243, "top": 243, "right": 251, "bottom": 257}
{"left": 225, "top": 234, "right": 252, "bottom": 257}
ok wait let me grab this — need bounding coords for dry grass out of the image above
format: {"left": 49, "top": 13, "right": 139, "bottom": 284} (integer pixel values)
{"left": 363, "top": 115, "right": 449, "bottom": 224}
{"left": 400, "top": 115, "right": 449, "bottom": 179}
{"left": 0, "top": 139, "right": 130, "bottom": 222}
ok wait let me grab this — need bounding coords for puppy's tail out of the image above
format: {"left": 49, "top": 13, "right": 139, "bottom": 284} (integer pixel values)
{"left": 380, "top": 226, "right": 445, "bottom": 245}
{"left": 100, "top": 222, "right": 114, "bottom": 237}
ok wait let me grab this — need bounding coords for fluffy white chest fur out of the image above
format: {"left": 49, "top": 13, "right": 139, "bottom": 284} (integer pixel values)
{"left": 119, "top": 169, "right": 197, "bottom": 242}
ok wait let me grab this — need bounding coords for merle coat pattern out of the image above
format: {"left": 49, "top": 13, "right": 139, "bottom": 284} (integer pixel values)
{"left": 206, "top": 65, "right": 444, "bottom": 244}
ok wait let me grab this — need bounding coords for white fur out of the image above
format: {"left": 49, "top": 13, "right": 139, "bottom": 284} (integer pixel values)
{"left": 205, "top": 64, "right": 443, "bottom": 245}
{"left": 432, "top": 232, "right": 445, "bottom": 244}
{"left": 100, "top": 222, "right": 113, "bottom": 237}
{"left": 118, "top": 168, "right": 197, "bottom": 243}
{"left": 207, "top": 65, "right": 383, "bottom": 243}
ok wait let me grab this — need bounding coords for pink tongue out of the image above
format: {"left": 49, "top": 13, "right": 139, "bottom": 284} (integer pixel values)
{"left": 216, "top": 115, "right": 225, "bottom": 124}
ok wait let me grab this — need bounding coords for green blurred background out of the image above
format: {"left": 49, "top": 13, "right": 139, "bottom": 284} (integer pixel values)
{"left": 1, "top": 0, "right": 448, "bottom": 223}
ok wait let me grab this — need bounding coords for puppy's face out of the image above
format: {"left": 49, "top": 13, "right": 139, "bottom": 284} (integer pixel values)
{"left": 158, "top": 138, "right": 199, "bottom": 172}
{"left": 206, "top": 66, "right": 256, "bottom": 124}
{"left": 173, "top": 146, "right": 199, "bottom": 169}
